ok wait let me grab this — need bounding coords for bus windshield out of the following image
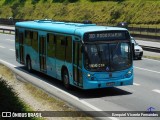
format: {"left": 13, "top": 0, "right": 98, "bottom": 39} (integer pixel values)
{"left": 84, "top": 42, "right": 132, "bottom": 72}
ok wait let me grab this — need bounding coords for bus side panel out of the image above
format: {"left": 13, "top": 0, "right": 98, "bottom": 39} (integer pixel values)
{"left": 46, "top": 57, "right": 56, "bottom": 78}
{"left": 55, "top": 59, "right": 73, "bottom": 83}
{"left": 55, "top": 59, "right": 64, "bottom": 80}
{"left": 25, "top": 46, "right": 40, "bottom": 71}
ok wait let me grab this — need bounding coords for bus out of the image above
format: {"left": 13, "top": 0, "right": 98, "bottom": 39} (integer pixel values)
{"left": 15, "top": 19, "right": 133, "bottom": 89}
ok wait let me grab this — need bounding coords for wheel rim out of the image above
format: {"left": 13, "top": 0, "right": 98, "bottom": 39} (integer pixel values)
{"left": 64, "top": 74, "right": 69, "bottom": 86}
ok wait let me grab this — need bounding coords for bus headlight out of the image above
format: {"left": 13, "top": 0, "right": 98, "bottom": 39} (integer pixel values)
{"left": 87, "top": 73, "right": 91, "bottom": 78}
{"left": 125, "top": 69, "right": 133, "bottom": 78}
{"left": 85, "top": 73, "right": 94, "bottom": 80}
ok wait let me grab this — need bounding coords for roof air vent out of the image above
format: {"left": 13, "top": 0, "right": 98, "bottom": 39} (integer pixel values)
{"left": 83, "top": 20, "right": 92, "bottom": 24}
{"left": 34, "top": 19, "right": 53, "bottom": 23}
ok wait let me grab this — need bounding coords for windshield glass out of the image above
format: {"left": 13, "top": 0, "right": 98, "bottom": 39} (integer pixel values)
{"left": 84, "top": 42, "right": 132, "bottom": 72}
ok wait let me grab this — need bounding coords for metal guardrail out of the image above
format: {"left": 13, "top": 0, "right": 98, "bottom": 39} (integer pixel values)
{"left": 128, "top": 26, "right": 160, "bottom": 35}
{"left": 0, "top": 18, "right": 159, "bottom": 39}
{"left": 0, "top": 28, "right": 15, "bottom": 34}
{"left": 140, "top": 45, "right": 160, "bottom": 53}
{"left": 131, "top": 33, "right": 160, "bottom": 40}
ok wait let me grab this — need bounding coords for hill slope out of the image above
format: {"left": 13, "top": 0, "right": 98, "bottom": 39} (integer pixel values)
{"left": 0, "top": 0, "right": 159, "bottom": 25}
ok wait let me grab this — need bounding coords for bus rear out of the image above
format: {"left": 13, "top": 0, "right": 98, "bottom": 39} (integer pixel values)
{"left": 81, "top": 30, "right": 133, "bottom": 89}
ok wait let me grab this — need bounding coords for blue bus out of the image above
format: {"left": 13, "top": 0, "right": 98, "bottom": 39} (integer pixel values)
{"left": 15, "top": 19, "right": 133, "bottom": 89}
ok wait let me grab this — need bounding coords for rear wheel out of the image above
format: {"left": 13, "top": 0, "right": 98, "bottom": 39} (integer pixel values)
{"left": 26, "top": 57, "right": 32, "bottom": 72}
{"left": 62, "top": 70, "right": 71, "bottom": 89}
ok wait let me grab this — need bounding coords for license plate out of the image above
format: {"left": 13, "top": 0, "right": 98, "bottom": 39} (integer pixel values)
{"left": 135, "top": 52, "right": 140, "bottom": 55}
{"left": 106, "top": 82, "right": 115, "bottom": 86}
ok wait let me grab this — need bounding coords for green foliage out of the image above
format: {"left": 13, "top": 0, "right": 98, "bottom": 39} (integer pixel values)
{"left": 86, "top": 0, "right": 129, "bottom": 1}
{"left": 53, "top": 0, "right": 78, "bottom": 3}
{"left": 32, "top": 0, "right": 40, "bottom": 4}
{"left": 0, "top": 77, "right": 27, "bottom": 112}
{"left": 0, "top": 0, "right": 159, "bottom": 25}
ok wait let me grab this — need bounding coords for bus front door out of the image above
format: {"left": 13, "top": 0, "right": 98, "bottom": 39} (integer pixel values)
{"left": 73, "top": 41, "right": 83, "bottom": 88}
{"left": 19, "top": 33, "right": 25, "bottom": 64}
{"left": 39, "top": 36, "right": 47, "bottom": 72}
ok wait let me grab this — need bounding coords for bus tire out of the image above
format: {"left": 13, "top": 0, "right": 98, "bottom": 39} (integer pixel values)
{"left": 26, "top": 57, "right": 32, "bottom": 73}
{"left": 138, "top": 57, "right": 142, "bottom": 60}
{"left": 62, "top": 70, "right": 71, "bottom": 90}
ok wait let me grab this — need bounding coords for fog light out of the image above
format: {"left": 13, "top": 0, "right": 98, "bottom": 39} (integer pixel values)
{"left": 91, "top": 77, "right": 94, "bottom": 80}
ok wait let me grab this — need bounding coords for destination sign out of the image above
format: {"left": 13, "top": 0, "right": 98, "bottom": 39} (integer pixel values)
{"left": 84, "top": 31, "right": 129, "bottom": 41}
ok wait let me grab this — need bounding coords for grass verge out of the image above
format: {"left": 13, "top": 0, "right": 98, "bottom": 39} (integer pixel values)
{"left": 143, "top": 55, "right": 160, "bottom": 61}
{"left": 0, "top": 74, "right": 40, "bottom": 120}
{"left": 0, "top": 64, "right": 93, "bottom": 120}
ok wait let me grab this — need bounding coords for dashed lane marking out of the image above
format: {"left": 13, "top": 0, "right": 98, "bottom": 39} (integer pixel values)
{"left": 152, "top": 89, "right": 160, "bottom": 94}
{"left": 134, "top": 66, "right": 160, "bottom": 74}
{"left": 9, "top": 49, "right": 15, "bottom": 51}
{"left": 0, "top": 46, "right": 5, "bottom": 48}
{"left": 6, "top": 39, "right": 14, "bottom": 42}
{"left": 133, "top": 83, "right": 140, "bottom": 86}
{"left": 143, "top": 58, "right": 160, "bottom": 63}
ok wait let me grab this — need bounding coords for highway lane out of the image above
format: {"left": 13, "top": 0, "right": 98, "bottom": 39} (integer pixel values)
{"left": 0, "top": 34, "right": 18, "bottom": 65}
{"left": 0, "top": 33, "right": 160, "bottom": 120}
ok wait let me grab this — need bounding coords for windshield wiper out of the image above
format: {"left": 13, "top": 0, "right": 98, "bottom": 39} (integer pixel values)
{"left": 111, "top": 42, "right": 120, "bottom": 57}
{"left": 95, "top": 44, "right": 103, "bottom": 64}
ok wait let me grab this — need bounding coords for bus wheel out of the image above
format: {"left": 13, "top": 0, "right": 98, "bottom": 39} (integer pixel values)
{"left": 26, "top": 57, "right": 32, "bottom": 73}
{"left": 62, "top": 70, "right": 71, "bottom": 89}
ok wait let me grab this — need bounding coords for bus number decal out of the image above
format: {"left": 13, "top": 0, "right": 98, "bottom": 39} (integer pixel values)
{"left": 89, "top": 34, "right": 95, "bottom": 39}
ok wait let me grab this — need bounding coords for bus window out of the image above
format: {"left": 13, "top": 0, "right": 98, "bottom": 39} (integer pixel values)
{"left": 66, "top": 36, "right": 72, "bottom": 63}
{"left": 32, "top": 31, "right": 38, "bottom": 52}
{"left": 25, "top": 30, "right": 31, "bottom": 46}
{"left": 55, "top": 35, "right": 66, "bottom": 60}
{"left": 47, "top": 33, "right": 55, "bottom": 57}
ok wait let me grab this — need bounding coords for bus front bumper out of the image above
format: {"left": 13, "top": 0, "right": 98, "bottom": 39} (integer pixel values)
{"left": 83, "top": 76, "right": 133, "bottom": 89}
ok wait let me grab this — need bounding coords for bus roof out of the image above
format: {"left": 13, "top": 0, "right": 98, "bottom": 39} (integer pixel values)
{"left": 15, "top": 20, "right": 127, "bottom": 37}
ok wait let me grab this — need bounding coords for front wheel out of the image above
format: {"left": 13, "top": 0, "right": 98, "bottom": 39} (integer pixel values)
{"left": 62, "top": 70, "right": 71, "bottom": 90}
{"left": 26, "top": 57, "right": 32, "bottom": 73}
{"left": 138, "top": 57, "right": 142, "bottom": 60}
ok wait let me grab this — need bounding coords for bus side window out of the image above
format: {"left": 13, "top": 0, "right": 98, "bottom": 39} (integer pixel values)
{"left": 32, "top": 31, "right": 38, "bottom": 52}
{"left": 55, "top": 35, "right": 66, "bottom": 60}
{"left": 25, "top": 30, "right": 31, "bottom": 46}
{"left": 47, "top": 33, "right": 55, "bottom": 57}
{"left": 66, "top": 36, "right": 72, "bottom": 63}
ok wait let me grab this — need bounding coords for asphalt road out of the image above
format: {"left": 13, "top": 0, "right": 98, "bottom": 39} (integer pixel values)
{"left": 0, "top": 33, "right": 160, "bottom": 120}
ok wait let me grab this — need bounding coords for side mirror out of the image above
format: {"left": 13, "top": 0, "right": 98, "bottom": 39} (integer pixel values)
{"left": 132, "top": 43, "right": 135, "bottom": 58}
{"left": 81, "top": 44, "right": 84, "bottom": 53}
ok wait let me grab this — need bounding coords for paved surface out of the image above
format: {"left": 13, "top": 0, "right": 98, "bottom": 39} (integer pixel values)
{"left": 0, "top": 33, "right": 160, "bottom": 120}
{"left": 143, "top": 51, "right": 160, "bottom": 58}
{"left": 136, "top": 39, "right": 160, "bottom": 48}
